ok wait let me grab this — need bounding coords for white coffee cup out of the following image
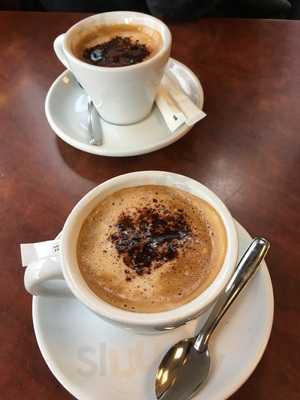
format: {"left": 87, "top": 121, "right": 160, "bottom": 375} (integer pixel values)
{"left": 53, "top": 11, "right": 172, "bottom": 125}
{"left": 24, "top": 171, "right": 238, "bottom": 333}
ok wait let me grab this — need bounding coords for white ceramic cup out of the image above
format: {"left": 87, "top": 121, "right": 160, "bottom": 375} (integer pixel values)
{"left": 53, "top": 11, "right": 172, "bottom": 125}
{"left": 24, "top": 171, "right": 238, "bottom": 333}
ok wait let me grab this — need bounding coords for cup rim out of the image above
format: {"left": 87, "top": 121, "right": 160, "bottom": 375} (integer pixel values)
{"left": 62, "top": 11, "right": 172, "bottom": 72}
{"left": 61, "top": 171, "right": 238, "bottom": 328}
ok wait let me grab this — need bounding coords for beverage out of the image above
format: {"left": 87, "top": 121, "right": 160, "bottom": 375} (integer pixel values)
{"left": 55, "top": 12, "right": 171, "bottom": 124}
{"left": 77, "top": 185, "right": 227, "bottom": 313}
{"left": 73, "top": 24, "right": 163, "bottom": 67}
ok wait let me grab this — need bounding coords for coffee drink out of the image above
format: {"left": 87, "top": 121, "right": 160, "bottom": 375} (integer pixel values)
{"left": 73, "top": 24, "right": 162, "bottom": 67}
{"left": 77, "top": 185, "right": 227, "bottom": 313}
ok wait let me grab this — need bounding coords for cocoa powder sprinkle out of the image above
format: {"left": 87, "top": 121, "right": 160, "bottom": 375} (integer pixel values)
{"left": 83, "top": 36, "right": 150, "bottom": 67}
{"left": 110, "top": 204, "right": 191, "bottom": 275}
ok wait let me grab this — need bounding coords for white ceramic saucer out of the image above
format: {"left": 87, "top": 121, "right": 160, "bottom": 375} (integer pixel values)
{"left": 32, "top": 221, "right": 273, "bottom": 400}
{"left": 45, "top": 58, "right": 204, "bottom": 157}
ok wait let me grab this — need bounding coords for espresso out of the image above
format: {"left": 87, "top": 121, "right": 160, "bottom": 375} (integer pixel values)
{"left": 77, "top": 186, "right": 227, "bottom": 313}
{"left": 74, "top": 24, "right": 162, "bottom": 67}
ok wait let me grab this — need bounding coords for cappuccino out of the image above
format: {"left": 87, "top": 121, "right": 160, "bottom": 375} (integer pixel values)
{"left": 74, "top": 24, "right": 162, "bottom": 67}
{"left": 77, "top": 185, "right": 227, "bottom": 313}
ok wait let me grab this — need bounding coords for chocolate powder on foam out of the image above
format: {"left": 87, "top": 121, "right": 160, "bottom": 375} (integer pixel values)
{"left": 83, "top": 36, "right": 150, "bottom": 67}
{"left": 110, "top": 202, "right": 191, "bottom": 277}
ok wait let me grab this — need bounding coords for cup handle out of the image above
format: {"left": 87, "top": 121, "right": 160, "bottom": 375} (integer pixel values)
{"left": 24, "top": 256, "right": 67, "bottom": 296}
{"left": 53, "top": 33, "right": 69, "bottom": 69}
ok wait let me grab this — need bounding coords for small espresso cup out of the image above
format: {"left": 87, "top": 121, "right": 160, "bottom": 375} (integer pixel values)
{"left": 53, "top": 11, "right": 172, "bottom": 125}
{"left": 24, "top": 171, "right": 238, "bottom": 333}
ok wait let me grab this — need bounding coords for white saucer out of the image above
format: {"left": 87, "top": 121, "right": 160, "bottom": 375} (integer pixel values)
{"left": 32, "top": 221, "right": 274, "bottom": 400}
{"left": 45, "top": 58, "right": 204, "bottom": 157}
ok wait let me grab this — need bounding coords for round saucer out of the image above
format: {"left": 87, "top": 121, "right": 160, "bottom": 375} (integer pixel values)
{"left": 45, "top": 58, "right": 204, "bottom": 157}
{"left": 32, "top": 221, "right": 274, "bottom": 400}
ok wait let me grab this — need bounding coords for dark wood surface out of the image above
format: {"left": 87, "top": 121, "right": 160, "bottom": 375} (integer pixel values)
{"left": 1, "top": 11, "right": 300, "bottom": 399}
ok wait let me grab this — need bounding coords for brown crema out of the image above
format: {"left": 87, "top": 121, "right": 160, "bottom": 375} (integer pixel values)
{"left": 77, "top": 185, "right": 227, "bottom": 313}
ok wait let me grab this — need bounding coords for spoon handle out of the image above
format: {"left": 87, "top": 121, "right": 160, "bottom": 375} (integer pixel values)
{"left": 71, "top": 73, "right": 102, "bottom": 146}
{"left": 87, "top": 98, "right": 98, "bottom": 145}
{"left": 194, "top": 237, "right": 270, "bottom": 352}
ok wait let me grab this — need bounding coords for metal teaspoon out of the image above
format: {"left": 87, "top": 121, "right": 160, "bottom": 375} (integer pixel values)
{"left": 87, "top": 96, "right": 103, "bottom": 146}
{"left": 71, "top": 73, "right": 103, "bottom": 146}
{"left": 155, "top": 237, "right": 270, "bottom": 400}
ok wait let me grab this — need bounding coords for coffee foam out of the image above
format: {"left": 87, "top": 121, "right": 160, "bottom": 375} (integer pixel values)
{"left": 72, "top": 24, "right": 162, "bottom": 62}
{"left": 77, "top": 185, "right": 227, "bottom": 313}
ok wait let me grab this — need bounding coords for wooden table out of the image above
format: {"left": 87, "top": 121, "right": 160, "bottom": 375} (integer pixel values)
{"left": 1, "top": 11, "right": 300, "bottom": 399}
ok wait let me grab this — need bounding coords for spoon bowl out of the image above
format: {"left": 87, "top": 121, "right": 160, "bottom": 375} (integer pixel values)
{"left": 156, "top": 338, "right": 210, "bottom": 400}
